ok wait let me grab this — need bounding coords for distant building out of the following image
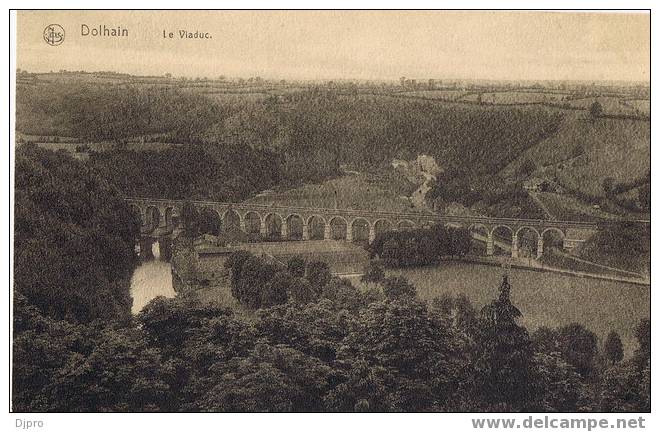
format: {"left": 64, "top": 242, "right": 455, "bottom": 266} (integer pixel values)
{"left": 523, "top": 178, "right": 545, "bottom": 192}
{"left": 391, "top": 158, "right": 408, "bottom": 169}
{"left": 523, "top": 177, "right": 564, "bottom": 193}
{"left": 414, "top": 154, "right": 442, "bottom": 176}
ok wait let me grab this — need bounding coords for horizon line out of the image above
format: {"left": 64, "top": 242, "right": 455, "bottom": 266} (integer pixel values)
{"left": 16, "top": 69, "right": 651, "bottom": 86}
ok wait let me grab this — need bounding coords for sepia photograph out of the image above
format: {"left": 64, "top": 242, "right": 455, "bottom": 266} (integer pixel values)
{"left": 7, "top": 6, "right": 653, "bottom": 427}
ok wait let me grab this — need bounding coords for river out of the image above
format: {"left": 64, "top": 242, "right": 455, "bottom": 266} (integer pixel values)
{"left": 130, "top": 242, "right": 175, "bottom": 314}
{"left": 130, "top": 246, "right": 648, "bottom": 357}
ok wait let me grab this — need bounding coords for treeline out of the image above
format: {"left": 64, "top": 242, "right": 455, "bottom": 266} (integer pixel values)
{"left": 14, "top": 259, "right": 650, "bottom": 412}
{"left": 88, "top": 144, "right": 286, "bottom": 202}
{"left": 369, "top": 225, "right": 472, "bottom": 267}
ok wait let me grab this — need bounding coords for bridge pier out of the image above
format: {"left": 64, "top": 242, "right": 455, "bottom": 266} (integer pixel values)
{"left": 486, "top": 233, "right": 494, "bottom": 256}
{"left": 239, "top": 218, "right": 246, "bottom": 233}
{"left": 537, "top": 238, "right": 544, "bottom": 259}
{"left": 302, "top": 223, "right": 309, "bottom": 240}
{"left": 260, "top": 219, "right": 267, "bottom": 237}
{"left": 368, "top": 225, "right": 376, "bottom": 243}
{"left": 511, "top": 233, "right": 518, "bottom": 259}
{"left": 346, "top": 228, "right": 353, "bottom": 242}
{"left": 139, "top": 237, "right": 155, "bottom": 260}
{"left": 324, "top": 224, "right": 332, "bottom": 240}
{"left": 281, "top": 222, "right": 288, "bottom": 240}
{"left": 158, "top": 237, "right": 173, "bottom": 261}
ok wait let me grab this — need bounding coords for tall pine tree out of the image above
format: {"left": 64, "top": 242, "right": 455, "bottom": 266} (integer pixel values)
{"left": 474, "top": 274, "right": 535, "bottom": 410}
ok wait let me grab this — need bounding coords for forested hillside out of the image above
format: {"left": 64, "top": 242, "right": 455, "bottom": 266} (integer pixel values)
{"left": 88, "top": 144, "right": 285, "bottom": 202}
{"left": 17, "top": 82, "right": 563, "bottom": 204}
{"left": 14, "top": 145, "right": 139, "bottom": 322}
{"left": 17, "top": 80, "right": 649, "bottom": 221}
{"left": 12, "top": 121, "right": 650, "bottom": 413}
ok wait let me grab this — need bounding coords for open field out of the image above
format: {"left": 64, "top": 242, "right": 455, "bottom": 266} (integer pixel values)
{"left": 567, "top": 96, "right": 647, "bottom": 117}
{"left": 246, "top": 172, "right": 425, "bottom": 213}
{"left": 203, "top": 92, "right": 269, "bottom": 102}
{"left": 19, "top": 141, "right": 181, "bottom": 153}
{"left": 350, "top": 261, "right": 649, "bottom": 356}
{"left": 462, "top": 91, "right": 569, "bottom": 104}
{"left": 399, "top": 89, "right": 468, "bottom": 100}
{"left": 622, "top": 99, "right": 651, "bottom": 116}
{"left": 532, "top": 191, "right": 643, "bottom": 221}
{"left": 539, "top": 249, "right": 645, "bottom": 280}
{"left": 396, "top": 89, "right": 649, "bottom": 120}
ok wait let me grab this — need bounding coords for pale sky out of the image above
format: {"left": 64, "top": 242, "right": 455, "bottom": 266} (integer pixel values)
{"left": 17, "top": 10, "right": 650, "bottom": 82}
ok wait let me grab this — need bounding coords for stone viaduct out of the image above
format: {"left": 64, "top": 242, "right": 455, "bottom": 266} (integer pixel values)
{"left": 126, "top": 197, "right": 600, "bottom": 259}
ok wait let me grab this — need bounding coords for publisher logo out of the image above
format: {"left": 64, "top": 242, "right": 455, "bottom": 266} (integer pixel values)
{"left": 43, "top": 24, "right": 65, "bottom": 46}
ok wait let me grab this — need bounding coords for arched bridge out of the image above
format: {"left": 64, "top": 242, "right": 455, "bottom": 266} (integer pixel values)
{"left": 126, "top": 197, "right": 600, "bottom": 259}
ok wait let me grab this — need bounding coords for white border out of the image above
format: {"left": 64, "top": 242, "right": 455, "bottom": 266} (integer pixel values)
{"left": 2, "top": 3, "right": 655, "bottom": 431}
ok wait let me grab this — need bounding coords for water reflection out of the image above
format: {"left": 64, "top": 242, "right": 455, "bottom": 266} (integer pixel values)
{"left": 130, "top": 240, "right": 175, "bottom": 314}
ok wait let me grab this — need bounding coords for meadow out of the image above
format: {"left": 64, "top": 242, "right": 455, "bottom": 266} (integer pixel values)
{"left": 352, "top": 261, "right": 649, "bottom": 356}
{"left": 246, "top": 172, "right": 424, "bottom": 213}
{"left": 399, "top": 89, "right": 468, "bottom": 101}
{"left": 461, "top": 91, "right": 568, "bottom": 104}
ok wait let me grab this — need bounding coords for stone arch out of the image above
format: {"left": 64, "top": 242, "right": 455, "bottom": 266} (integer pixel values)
{"left": 199, "top": 207, "right": 222, "bottom": 235}
{"left": 329, "top": 216, "right": 348, "bottom": 240}
{"left": 541, "top": 227, "right": 566, "bottom": 240}
{"left": 307, "top": 215, "right": 326, "bottom": 240}
{"left": 223, "top": 209, "right": 242, "bottom": 233}
{"left": 490, "top": 224, "right": 513, "bottom": 238}
{"left": 374, "top": 219, "right": 393, "bottom": 237}
{"left": 516, "top": 226, "right": 540, "bottom": 258}
{"left": 286, "top": 213, "right": 304, "bottom": 240}
{"left": 541, "top": 227, "right": 565, "bottom": 254}
{"left": 515, "top": 226, "right": 540, "bottom": 239}
{"left": 164, "top": 207, "right": 176, "bottom": 227}
{"left": 129, "top": 204, "right": 143, "bottom": 226}
{"left": 468, "top": 223, "right": 489, "bottom": 256}
{"left": 145, "top": 206, "right": 161, "bottom": 229}
{"left": 264, "top": 213, "right": 283, "bottom": 240}
{"left": 490, "top": 225, "right": 514, "bottom": 256}
{"left": 397, "top": 219, "right": 415, "bottom": 230}
{"left": 244, "top": 211, "right": 262, "bottom": 235}
{"left": 351, "top": 217, "right": 370, "bottom": 243}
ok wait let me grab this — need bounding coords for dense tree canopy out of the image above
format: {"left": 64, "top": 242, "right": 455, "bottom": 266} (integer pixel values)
{"left": 14, "top": 145, "right": 139, "bottom": 322}
{"left": 17, "top": 83, "right": 563, "bottom": 209}
{"left": 370, "top": 225, "right": 471, "bottom": 267}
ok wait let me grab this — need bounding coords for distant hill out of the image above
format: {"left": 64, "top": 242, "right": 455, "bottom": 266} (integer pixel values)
{"left": 14, "top": 75, "right": 649, "bottom": 222}
{"left": 499, "top": 109, "right": 650, "bottom": 220}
